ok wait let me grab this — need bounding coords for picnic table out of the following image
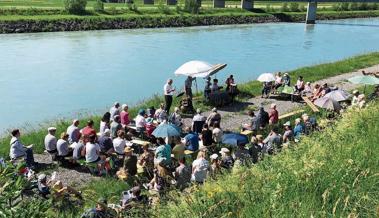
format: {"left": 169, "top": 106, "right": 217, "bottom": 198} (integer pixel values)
{"left": 131, "top": 139, "right": 150, "bottom": 146}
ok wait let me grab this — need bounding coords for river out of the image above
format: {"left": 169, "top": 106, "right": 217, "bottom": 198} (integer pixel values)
{"left": 1, "top": 17, "right": 379, "bottom": 134}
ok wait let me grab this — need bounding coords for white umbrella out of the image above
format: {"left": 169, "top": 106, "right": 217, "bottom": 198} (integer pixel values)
{"left": 174, "top": 60, "right": 213, "bottom": 78}
{"left": 314, "top": 96, "right": 341, "bottom": 111}
{"left": 324, "top": 90, "right": 351, "bottom": 102}
{"left": 257, "top": 73, "right": 275, "bottom": 82}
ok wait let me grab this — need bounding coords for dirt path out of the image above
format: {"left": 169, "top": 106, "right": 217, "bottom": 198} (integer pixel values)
{"left": 34, "top": 64, "right": 379, "bottom": 188}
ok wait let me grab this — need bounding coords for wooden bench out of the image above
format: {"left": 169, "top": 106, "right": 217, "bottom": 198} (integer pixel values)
{"left": 240, "top": 130, "right": 254, "bottom": 140}
{"left": 278, "top": 109, "right": 305, "bottom": 120}
{"left": 302, "top": 96, "right": 320, "bottom": 112}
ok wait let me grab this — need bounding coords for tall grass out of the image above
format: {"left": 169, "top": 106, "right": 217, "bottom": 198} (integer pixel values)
{"left": 156, "top": 100, "right": 379, "bottom": 217}
{"left": 1, "top": 52, "right": 379, "bottom": 158}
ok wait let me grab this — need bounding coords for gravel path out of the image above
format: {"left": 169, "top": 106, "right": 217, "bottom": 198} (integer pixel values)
{"left": 34, "top": 64, "right": 379, "bottom": 188}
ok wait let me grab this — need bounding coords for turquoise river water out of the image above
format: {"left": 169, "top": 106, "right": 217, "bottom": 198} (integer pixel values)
{"left": 1, "top": 17, "right": 379, "bottom": 134}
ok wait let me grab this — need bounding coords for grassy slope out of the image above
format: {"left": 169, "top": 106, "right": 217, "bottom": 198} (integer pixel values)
{"left": 1, "top": 52, "right": 379, "bottom": 157}
{"left": 157, "top": 100, "right": 379, "bottom": 217}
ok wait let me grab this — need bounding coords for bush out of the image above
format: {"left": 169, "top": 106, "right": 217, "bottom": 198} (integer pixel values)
{"left": 372, "top": 3, "right": 378, "bottom": 10}
{"left": 108, "top": 6, "right": 117, "bottom": 15}
{"left": 158, "top": 1, "right": 171, "bottom": 14}
{"left": 289, "top": 2, "right": 299, "bottom": 12}
{"left": 93, "top": 0, "right": 104, "bottom": 12}
{"left": 349, "top": 2, "right": 358, "bottom": 10}
{"left": 184, "top": 0, "right": 200, "bottom": 14}
{"left": 358, "top": 2, "right": 369, "bottom": 10}
{"left": 265, "top": 4, "right": 274, "bottom": 12}
{"left": 64, "top": 0, "right": 87, "bottom": 14}
{"left": 280, "top": 3, "right": 289, "bottom": 12}
{"left": 341, "top": 2, "right": 349, "bottom": 11}
{"left": 127, "top": 3, "right": 139, "bottom": 13}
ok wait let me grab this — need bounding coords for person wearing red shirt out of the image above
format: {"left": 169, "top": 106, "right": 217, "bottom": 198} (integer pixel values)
{"left": 120, "top": 104, "right": 130, "bottom": 128}
{"left": 269, "top": 104, "right": 279, "bottom": 125}
{"left": 81, "top": 120, "right": 97, "bottom": 143}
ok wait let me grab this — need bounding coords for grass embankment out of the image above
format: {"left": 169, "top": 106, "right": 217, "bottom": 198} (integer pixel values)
{"left": 156, "top": 101, "right": 379, "bottom": 217}
{"left": 1, "top": 52, "right": 379, "bottom": 158}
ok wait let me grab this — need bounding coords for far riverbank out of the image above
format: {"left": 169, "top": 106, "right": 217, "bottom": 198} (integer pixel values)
{"left": 1, "top": 10, "right": 379, "bottom": 33}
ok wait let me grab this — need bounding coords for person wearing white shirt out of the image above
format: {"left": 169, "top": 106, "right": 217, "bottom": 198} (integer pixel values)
{"left": 67, "top": 119, "right": 81, "bottom": 144}
{"left": 85, "top": 134, "right": 101, "bottom": 163}
{"left": 135, "top": 109, "right": 147, "bottom": 133}
{"left": 163, "top": 79, "right": 175, "bottom": 113}
{"left": 109, "top": 102, "right": 120, "bottom": 121}
{"left": 113, "top": 130, "right": 127, "bottom": 155}
{"left": 44, "top": 127, "right": 57, "bottom": 153}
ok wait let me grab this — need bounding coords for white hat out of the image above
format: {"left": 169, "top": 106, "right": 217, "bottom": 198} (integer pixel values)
{"left": 210, "top": 153, "right": 218, "bottom": 160}
{"left": 103, "top": 129, "right": 110, "bottom": 135}
{"left": 196, "top": 108, "right": 201, "bottom": 114}
{"left": 122, "top": 104, "right": 128, "bottom": 110}
{"left": 38, "top": 174, "right": 47, "bottom": 181}
{"left": 283, "top": 121, "right": 291, "bottom": 126}
{"left": 353, "top": 90, "right": 359, "bottom": 94}
{"left": 114, "top": 102, "right": 120, "bottom": 106}
{"left": 219, "top": 148, "right": 230, "bottom": 154}
{"left": 212, "top": 107, "right": 217, "bottom": 112}
{"left": 48, "top": 127, "right": 56, "bottom": 131}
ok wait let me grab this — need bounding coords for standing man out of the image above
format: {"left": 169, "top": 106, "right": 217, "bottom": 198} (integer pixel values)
{"left": 164, "top": 79, "right": 175, "bottom": 113}
{"left": 185, "top": 76, "right": 195, "bottom": 100}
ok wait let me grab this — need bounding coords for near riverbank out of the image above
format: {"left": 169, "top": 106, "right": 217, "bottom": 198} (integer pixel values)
{"left": 1, "top": 10, "right": 379, "bottom": 34}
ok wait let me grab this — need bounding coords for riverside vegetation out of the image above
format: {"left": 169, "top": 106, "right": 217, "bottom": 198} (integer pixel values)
{"left": 0, "top": 0, "right": 379, "bottom": 33}
{"left": 0, "top": 52, "right": 378, "bottom": 216}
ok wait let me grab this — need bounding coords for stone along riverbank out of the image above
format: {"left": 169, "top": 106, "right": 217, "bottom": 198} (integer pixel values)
{"left": 1, "top": 10, "right": 379, "bottom": 34}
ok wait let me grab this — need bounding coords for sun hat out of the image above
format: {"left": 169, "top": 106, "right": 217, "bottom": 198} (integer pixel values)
{"left": 212, "top": 107, "right": 217, "bottom": 112}
{"left": 38, "top": 174, "right": 47, "bottom": 182}
{"left": 124, "top": 147, "right": 134, "bottom": 153}
{"left": 146, "top": 117, "right": 154, "bottom": 123}
{"left": 219, "top": 148, "right": 230, "bottom": 154}
{"left": 48, "top": 127, "right": 56, "bottom": 132}
{"left": 352, "top": 90, "right": 359, "bottom": 94}
{"left": 210, "top": 153, "right": 218, "bottom": 160}
{"left": 138, "top": 109, "right": 146, "bottom": 116}
{"left": 103, "top": 129, "right": 111, "bottom": 135}
{"left": 295, "top": 118, "right": 301, "bottom": 123}
{"left": 283, "top": 121, "right": 291, "bottom": 126}
{"left": 122, "top": 104, "right": 128, "bottom": 110}
{"left": 196, "top": 108, "right": 201, "bottom": 114}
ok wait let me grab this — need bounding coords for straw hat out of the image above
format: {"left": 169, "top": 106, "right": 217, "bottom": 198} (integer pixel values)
{"left": 124, "top": 147, "right": 134, "bottom": 153}
{"left": 210, "top": 153, "right": 218, "bottom": 160}
{"left": 283, "top": 121, "right": 291, "bottom": 126}
{"left": 219, "top": 148, "right": 230, "bottom": 154}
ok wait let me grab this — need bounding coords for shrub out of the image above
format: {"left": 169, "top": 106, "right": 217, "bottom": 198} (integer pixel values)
{"left": 127, "top": 3, "right": 139, "bottom": 13}
{"left": 108, "top": 6, "right": 117, "bottom": 15}
{"left": 93, "top": 0, "right": 104, "bottom": 12}
{"left": 340, "top": 2, "right": 349, "bottom": 11}
{"left": 158, "top": 1, "right": 171, "bottom": 14}
{"left": 372, "top": 3, "right": 378, "bottom": 10}
{"left": 280, "top": 3, "right": 289, "bottom": 12}
{"left": 64, "top": 0, "right": 87, "bottom": 14}
{"left": 299, "top": 4, "right": 306, "bottom": 12}
{"left": 289, "top": 2, "right": 299, "bottom": 12}
{"left": 349, "top": 2, "right": 358, "bottom": 10}
{"left": 184, "top": 0, "right": 200, "bottom": 14}
{"left": 265, "top": 4, "right": 273, "bottom": 12}
{"left": 358, "top": 2, "right": 369, "bottom": 10}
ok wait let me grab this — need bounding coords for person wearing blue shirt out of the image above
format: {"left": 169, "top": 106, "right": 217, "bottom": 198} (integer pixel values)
{"left": 183, "top": 127, "right": 199, "bottom": 151}
{"left": 293, "top": 118, "right": 305, "bottom": 140}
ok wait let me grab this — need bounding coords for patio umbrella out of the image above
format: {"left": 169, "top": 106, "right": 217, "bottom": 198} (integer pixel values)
{"left": 324, "top": 89, "right": 351, "bottom": 102}
{"left": 152, "top": 123, "right": 181, "bottom": 138}
{"left": 174, "top": 61, "right": 227, "bottom": 78}
{"left": 314, "top": 97, "right": 341, "bottom": 111}
{"left": 348, "top": 75, "right": 379, "bottom": 93}
{"left": 222, "top": 133, "right": 249, "bottom": 146}
{"left": 257, "top": 73, "right": 275, "bottom": 82}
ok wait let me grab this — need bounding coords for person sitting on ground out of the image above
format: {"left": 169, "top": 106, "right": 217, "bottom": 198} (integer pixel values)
{"left": 121, "top": 186, "right": 148, "bottom": 210}
{"left": 135, "top": 109, "right": 147, "bottom": 135}
{"left": 219, "top": 148, "right": 234, "bottom": 169}
{"left": 248, "top": 137, "right": 261, "bottom": 164}
{"left": 146, "top": 160, "right": 172, "bottom": 193}
{"left": 155, "top": 138, "right": 171, "bottom": 166}
{"left": 351, "top": 90, "right": 360, "bottom": 106}
{"left": 293, "top": 118, "right": 305, "bottom": 141}
{"left": 145, "top": 118, "right": 156, "bottom": 138}
{"left": 10, "top": 129, "right": 36, "bottom": 168}
{"left": 211, "top": 79, "right": 220, "bottom": 94}
{"left": 209, "top": 153, "right": 221, "bottom": 178}
{"left": 273, "top": 72, "right": 283, "bottom": 92}
{"left": 263, "top": 127, "right": 282, "bottom": 154}
{"left": 139, "top": 144, "right": 155, "bottom": 178}
{"left": 301, "top": 113, "right": 317, "bottom": 135}
{"left": 81, "top": 120, "right": 97, "bottom": 144}
{"left": 183, "top": 127, "right": 199, "bottom": 152}
{"left": 321, "top": 83, "right": 331, "bottom": 97}
{"left": 256, "top": 135, "right": 267, "bottom": 157}
{"left": 357, "top": 94, "right": 366, "bottom": 108}
{"left": 192, "top": 108, "right": 206, "bottom": 134}
{"left": 84, "top": 134, "right": 103, "bottom": 171}
{"left": 175, "top": 157, "right": 191, "bottom": 190}
{"left": 169, "top": 107, "right": 183, "bottom": 127}
{"left": 191, "top": 151, "right": 209, "bottom": 184}
{"left": 261, "top": 81, "right": 272, "bottom": 98}
{"left": 155, "top": 103, "right": 168, "bottom": 123}
{"left": 283, "top": 73, "right": 291, "bottom": 86}
{"left": 113, "top": 130, "right": 127, "bottom": 155}
{"left": 172, "top": 137, "right": 185, "bottom": 161}
{"left": 51, "top": 180, "right": 81, "bottom": 200}
{"left": 311, "top": 84, "right": 323, "bottom": 101}
{"left": 304, "top": 82, "right": 312, "bottom": 95}
{"left": 123, "top": 147, "right": 137, "bottom": 177}
{"left": 295, "top": 76, "right": 305, "bottom": 93}
{"left": 242, "top": 110, "right": 259, "bottom": 132}
{"left": 99, "top": 112, "right": 111, "bottom": 137}
{"left": 44, "top": 127, "right": 57, "bottom": 156}
{"left": 120, "top": 104, "right": 130, "bottom": 128}
{"left": 282, "top": 121, "right": 294, "bottom": 144}
{"left": 57, "top": 132, "right": 72, "bottom": 159}
{"left": 233, "top": 144, "right": 251, "bottom": 165}
{"left": 110, "top": 115, "right": 123, "bottom": 139}
{"left": 206, "top": 107, "right": 222, "bottom": 127}
{"left": 110, "top": 102, "right": 120, "bottom": 121}
{"left": 98, "top": 129, "right": 114, "bottom": 155}
{"left": 212, "top": 122, "right": 224, "bottom": 145}
{"left": 256, "top": 105, "right": 269, "bottom": 129}
{"left": 268, "top": 104, "right": 279, "bottom": 125}
{"left": 72, "top": 136, "right": 85, "bottom": 162}
{"left": 81, "top": 198, "right": 114, "bottom": 218}
{"left": 200, "top": 124, "right": 214, "bottom": 147}
{"left": 67, "top": 119, "right": 81, "bottom": 144}
{"left": 37, "top": 174, "right": 51, "bottom": 198}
